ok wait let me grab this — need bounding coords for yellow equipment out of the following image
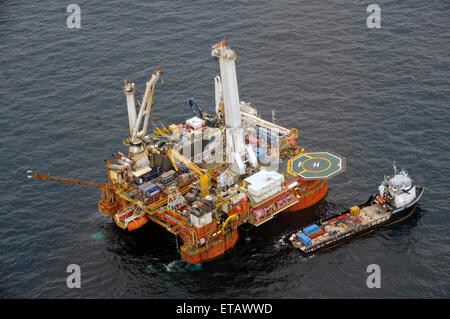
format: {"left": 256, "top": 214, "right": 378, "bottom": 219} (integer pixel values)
{"left": 168, "top": 124, "right": 179, "bottom": 134}
{"left": 167, "top": 148, "right": 211, "bottom": 197}
{"left": 350, "top": 206, "right": 360, "bottom": 216}
{"left": 159, "top": 121, "right": 169, "bottom": 133}
{"left": 153, "top": 125, "right": 172, "bottom": 139}
{"left": 220, "top": 213, "right": 238, "bottom": 233}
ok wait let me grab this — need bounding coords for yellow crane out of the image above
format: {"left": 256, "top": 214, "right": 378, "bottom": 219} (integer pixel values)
{"left": 166, "top": 148, "right": 211, "bottom": 197}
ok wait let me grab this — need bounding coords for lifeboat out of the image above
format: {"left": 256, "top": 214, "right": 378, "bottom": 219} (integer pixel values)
{"left": 113, "top": 209, "right": 148, "bottom": 231}
{"left": 127, "top": 216, "right": 148, "bottom": 231}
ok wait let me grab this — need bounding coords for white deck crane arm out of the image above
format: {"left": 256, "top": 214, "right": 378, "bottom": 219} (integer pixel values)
{"left": 131, "top": 68, "right": 162, "bottom": 142}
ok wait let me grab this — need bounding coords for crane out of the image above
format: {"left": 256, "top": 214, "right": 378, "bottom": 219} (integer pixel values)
{"left": 127, "top": 68, "right": 163, "bottom": 143}
{"left": 166, "top": 148, "right": 211, "bottom": 197}
{"left": 186, "top": 98, "right": 203, "bottom": 119}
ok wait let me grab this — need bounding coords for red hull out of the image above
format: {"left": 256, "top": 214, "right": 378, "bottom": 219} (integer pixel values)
{"left": 285, "top": 179, "right": 328, "bottom": 212}
{"left": 180, "top": 229, "right": 239, "bottom": 264}
{"left": 179, "top": 180, "right": 327, "bottom": 264}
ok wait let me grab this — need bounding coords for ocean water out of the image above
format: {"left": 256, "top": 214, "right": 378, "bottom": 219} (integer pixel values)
{"left": 0, "top": 0, "right": 449, "bottom": 298}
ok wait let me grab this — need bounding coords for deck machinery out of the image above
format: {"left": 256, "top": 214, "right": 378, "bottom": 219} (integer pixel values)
{"left": 29, "top": 39, "right": 345, "bottom": 264}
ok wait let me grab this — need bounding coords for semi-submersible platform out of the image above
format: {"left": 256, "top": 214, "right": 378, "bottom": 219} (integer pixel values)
{"left": 29, "top": 39, "right": 345, "bottom": 264}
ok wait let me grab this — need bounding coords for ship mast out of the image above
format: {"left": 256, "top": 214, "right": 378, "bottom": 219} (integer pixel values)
{"left": 393, "top": 161, "right": 398, "bottom": 175}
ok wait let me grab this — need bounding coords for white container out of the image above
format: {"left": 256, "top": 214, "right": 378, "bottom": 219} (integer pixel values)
{"left": 186, "top": 116, "right": 205, "bottom": 130}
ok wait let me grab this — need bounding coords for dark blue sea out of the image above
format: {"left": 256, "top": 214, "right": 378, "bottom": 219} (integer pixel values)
{"left": 0, "top": 0, "right": 449, "bottom": 298}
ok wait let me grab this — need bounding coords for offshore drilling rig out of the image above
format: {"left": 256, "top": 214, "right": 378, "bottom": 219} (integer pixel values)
{"left": 29, "top": 39, "right": 345, "bottom": 264}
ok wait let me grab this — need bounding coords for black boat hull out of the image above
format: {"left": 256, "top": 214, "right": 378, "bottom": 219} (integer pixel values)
{"left": 286, "top": 186, "right": 424, "bottom": 256}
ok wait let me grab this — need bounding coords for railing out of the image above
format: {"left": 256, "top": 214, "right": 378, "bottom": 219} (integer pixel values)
{"left": 115, "top": 183, "right": 192, "bottom": 214}
{"left": 249, "top": 194, "right": 299, "bottom": 225}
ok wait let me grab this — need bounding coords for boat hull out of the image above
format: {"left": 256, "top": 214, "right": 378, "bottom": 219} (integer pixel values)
{"left": 384, "top": 186, "right": 423, "bottom": 226}
{"left": 287, "top": 186, "right": 424, "bottom": 256}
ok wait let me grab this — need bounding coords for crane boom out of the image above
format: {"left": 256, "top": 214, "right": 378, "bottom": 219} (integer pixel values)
{"left": 166, "top": 148, "right": 210, "bottom": 197}
{"left": 240, "top": 111, "right": 292, "bottom": 136}
{"left": 131, "top": 68, "right": 163, "bottom": 142}
{"left": 167, "top": 148, "right": 205, "bottom": 179}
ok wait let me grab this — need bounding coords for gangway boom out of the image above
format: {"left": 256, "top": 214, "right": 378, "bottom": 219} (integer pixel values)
{"left": 27, "top": 170, "right": 106, "bottom": 189}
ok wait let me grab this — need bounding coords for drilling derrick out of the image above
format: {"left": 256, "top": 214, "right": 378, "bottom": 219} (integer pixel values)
{"left": 212, "top": 39, "right": 257, "bottom": 175}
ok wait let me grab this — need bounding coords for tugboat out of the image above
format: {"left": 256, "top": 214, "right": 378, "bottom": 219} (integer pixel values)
{"left": 286, "top": 163, "right": 424, "bottom": 256}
